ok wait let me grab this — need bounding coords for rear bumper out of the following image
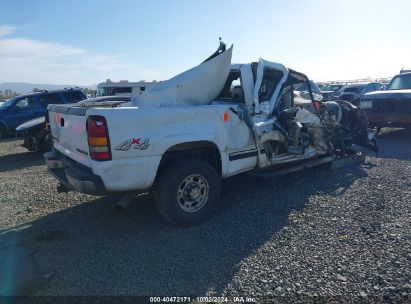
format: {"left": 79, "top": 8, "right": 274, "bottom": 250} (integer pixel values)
{"left": 44, "top": 150, "right": 107, "bottom": 195}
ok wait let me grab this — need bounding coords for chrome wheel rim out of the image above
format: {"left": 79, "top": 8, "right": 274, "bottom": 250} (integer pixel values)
{"left": 177, "top": 174, "right": 209, "bottom": 213}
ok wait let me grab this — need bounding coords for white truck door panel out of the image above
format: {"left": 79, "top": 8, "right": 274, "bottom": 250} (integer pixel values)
{"left": 252, "top": 59, "right": 290, "bottom": 168}
{"left": 221, "top": 105, "right": 258, "bottom": 177}
{"left": 222, "top": 107, "right": 254, "bottom": 150}
{"left": 253, "top": 59, "right": 289, "bottom": 114}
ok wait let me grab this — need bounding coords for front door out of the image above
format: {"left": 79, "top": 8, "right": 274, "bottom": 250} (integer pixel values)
{"left": 6, "top": 96, "right": 43, "bottom": 130}
{"left": 251, "top": 59, "right": 289, "bottom": 168}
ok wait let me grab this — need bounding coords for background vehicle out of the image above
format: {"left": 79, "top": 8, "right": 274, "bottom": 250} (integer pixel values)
{"left": 361, "top": 72, "right": 411, "bottom": 130}
{"left": 320, "top": 84, "right": 345, "bottom": 100}
{"left": 322, "top": 84, "right": 344, "bottom": 92}
{"left": 0, "top": 88, "right": 86, "bottom": 139}
{"left": 97, "top": 79, "right": 159, "bottom": 97}
{"left": 16, "top": 95, "right": 130, "bottom": 152}
{"left": 333, "top": 82, "right": 385, "bottom": 105}
{"left": 400, "top": 67, "right": 411, "bottom": 74}
{"left": 294, "top": 80, "right": 323, "bottom": 97}
{"left": 44, "top": 44, "right": 377, "bottom": 227}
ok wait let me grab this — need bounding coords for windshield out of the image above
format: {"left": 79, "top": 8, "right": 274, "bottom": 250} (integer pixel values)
{"left": 387, "top": 74, "right": 411, "bottom": 90}
{"left": 97, "top": 87, "right": 132, "bottom": 96}
{"left": 342, "top": 85, "right": 363, "bottom": 93}
{"left": 323, "top": 84, "right": 343, "bottom": 91}
{"left": 97, "top": 87, "right": 115, "bottom": 96}
{"left": 0, "top": 98, "right": 15, "bottom": 108}
{"left": 295, "top": 81, "right": 322, "bottom": 94}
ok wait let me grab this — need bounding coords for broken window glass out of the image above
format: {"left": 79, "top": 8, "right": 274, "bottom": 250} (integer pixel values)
{"left": 217, "top": 70, "right": 244, "bottom": 102}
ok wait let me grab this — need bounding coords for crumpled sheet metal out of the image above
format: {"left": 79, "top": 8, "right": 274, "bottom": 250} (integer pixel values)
{"left": 132, "top": 45, "right": 233, "bottom": 108}
{"left": 295, "top": 107, "right": 322, "bottom": 126}
{"left": 295, "top": 108, "right": 329, "bottom": 153}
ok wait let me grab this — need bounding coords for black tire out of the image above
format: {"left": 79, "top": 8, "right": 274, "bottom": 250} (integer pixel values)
{"left": 0, "top": 125, "right": 6, "bottom": 139}
{"left": 42, "top": 133, "right": 52, "bottom": 152}
{"left": 155, "top": 158, "right": 221, "bottom": 227}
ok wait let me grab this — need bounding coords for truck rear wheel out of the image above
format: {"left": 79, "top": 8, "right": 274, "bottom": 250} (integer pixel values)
{"left": 155, "top": 158, "right": 221, "bottom": 226}
{"left": 43, "top": 133, "right": 52, "bottom": 152}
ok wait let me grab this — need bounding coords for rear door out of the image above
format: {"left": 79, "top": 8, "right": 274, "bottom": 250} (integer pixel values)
{"left": 251, "top": 59, "right": 289, "bottom": 168}
{"left": 362, "top": 83, "right": 375, "bottom": 95}
{"left": 62, "top": 91, "right": 87, "bottom": 104}
{"left": 39, "top": 93, "right": 64, "bottom": 109}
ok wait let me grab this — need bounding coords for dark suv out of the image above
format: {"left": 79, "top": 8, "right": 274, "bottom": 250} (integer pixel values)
{"left": 361, "top": 72, "right": 411, "bottom": 130}
{"left": 0, "top": 88, "right": 86, "bottom": 139}
{"left": 17, "top": 95, "right": 130, "bottom": 152}
{"left": 333, "top": 82, "right": 385, "bottom": 105}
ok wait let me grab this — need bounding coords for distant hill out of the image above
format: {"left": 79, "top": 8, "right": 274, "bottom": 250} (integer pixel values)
{"left": 0, "top": 82, "right": 96, "bottom": 95}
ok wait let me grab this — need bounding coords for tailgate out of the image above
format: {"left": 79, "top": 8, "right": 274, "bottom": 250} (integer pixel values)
{"left": 47, "top": 104, "right": 91, "bottom": 166}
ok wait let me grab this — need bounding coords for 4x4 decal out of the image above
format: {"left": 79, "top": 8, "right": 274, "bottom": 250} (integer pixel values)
{"left": 114, "top": 138, "right": 149, "bottom": 151}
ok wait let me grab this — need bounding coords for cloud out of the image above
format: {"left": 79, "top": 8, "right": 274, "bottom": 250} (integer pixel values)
{"left": 0, "top": 24, "right": 16, "bottom": 37}
{"left": 0, "top": 38, "right": 86, "bottom": 57}
{"left": 0, "top": 25, "right": 165, "bottom": 85}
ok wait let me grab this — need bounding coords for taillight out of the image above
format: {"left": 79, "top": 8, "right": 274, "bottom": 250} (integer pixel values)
{"left": 87, "top": 115, "right": 111, "bottom": 161}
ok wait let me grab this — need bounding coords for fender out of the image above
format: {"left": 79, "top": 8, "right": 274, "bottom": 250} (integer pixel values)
{"left": 15, "top": 116, "right": 45, "bottom": 132}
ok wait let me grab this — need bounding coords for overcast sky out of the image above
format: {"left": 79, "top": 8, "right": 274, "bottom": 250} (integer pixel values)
{"left": 1, "top": 0, "right": 410, "bottom": 85}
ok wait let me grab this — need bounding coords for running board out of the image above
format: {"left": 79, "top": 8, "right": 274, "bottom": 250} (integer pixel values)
{"left": 252, "top": 155, "right": 335, "bottom": 179}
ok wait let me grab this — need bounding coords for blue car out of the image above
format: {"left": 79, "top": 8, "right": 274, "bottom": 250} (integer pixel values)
{"left": 16, "top": 95, "right": 130, "bottom": 152}
{"left": 0, "top": 88, "right": 86, "bottom": 139}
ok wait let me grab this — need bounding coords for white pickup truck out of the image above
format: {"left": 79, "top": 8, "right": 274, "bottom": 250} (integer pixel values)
{"left": 45, "top": 42, "right": 377, "bottom": 226}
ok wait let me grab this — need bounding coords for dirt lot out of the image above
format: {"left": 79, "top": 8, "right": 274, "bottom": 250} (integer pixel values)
{"left": 0, "top": 128, "right": 410, "bottom": 302}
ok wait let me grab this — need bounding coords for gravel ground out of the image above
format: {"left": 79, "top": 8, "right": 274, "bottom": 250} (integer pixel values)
{"left": 0, "top": 128, "right": 410, "bottom": 303}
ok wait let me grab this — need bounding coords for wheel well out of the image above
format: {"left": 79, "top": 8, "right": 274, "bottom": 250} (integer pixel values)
{"left": 157, "top": 141, "right": 222, "bottom": 178}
